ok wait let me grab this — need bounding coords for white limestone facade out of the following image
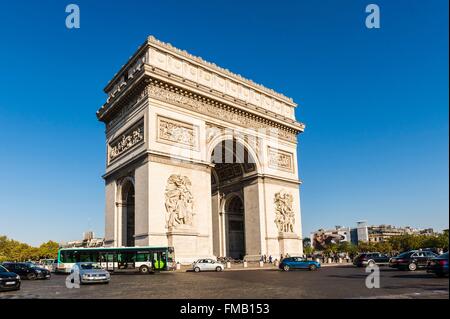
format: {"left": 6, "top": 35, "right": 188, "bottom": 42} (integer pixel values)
{"left": 97, "top": 36, "right": 306, "bottom": 263}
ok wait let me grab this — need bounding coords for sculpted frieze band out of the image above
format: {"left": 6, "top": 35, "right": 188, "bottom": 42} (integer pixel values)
{"left": 268, "top": 147, "right": 294, "bottom": 172}
{"left": 108, "top": 120, "right": 144, "bottom": 162}
{"left": 148, "top": 82, "right": 298, "bottom": 143}
{"left": 157, "top": 115, "right": 198, "bottom": 150}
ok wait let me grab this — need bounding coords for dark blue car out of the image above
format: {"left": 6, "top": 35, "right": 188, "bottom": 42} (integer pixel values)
{"left": 427, "top": 252, "right": 449, "bottom": 277}
{"left": 279, "top": 257, "right": 321, "bottom": 271}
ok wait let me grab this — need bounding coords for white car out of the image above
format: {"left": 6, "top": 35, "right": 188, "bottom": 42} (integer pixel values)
{"left": 192, "top": 259, "right": 224, "bottom": 272}
{"left": 71, "top": 262, "right": 111, "bottom": 284}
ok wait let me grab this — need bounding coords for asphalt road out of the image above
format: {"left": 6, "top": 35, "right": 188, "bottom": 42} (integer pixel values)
{"left": 0, "top": 266, "right": 448, "bottom": 299}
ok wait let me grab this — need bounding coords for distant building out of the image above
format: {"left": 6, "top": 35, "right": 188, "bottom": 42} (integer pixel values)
{"left": 311, "top": 222, "right": 435, "bottom": 249}
{"left": 356, "top": 221, "right": 369, "bottom": 242}
{"left": 310, "top": 226, "right": 353, "bottom": 250}
{"left": 367, "top": 225, "right": 435, "bottom": 243}
{"left": 62, "top": 231, "right": 104, "bottom": 248}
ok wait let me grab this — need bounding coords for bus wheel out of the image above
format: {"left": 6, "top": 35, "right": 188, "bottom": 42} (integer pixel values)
{"left": 139, "top": 265, "right": 150, "bottom": 274}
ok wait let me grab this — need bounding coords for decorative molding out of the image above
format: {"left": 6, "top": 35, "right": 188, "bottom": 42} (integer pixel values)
{"left": 106, "top": 53, "right": 147, "bottom": 104}
{"left": 165, "top": 175, "right": 195, "bottom": 229}
{"left": 108, "top": 119, "right": 144, "bottom": 163}
{"left": 106, "top": 85, "right": 149, "bottom": 131}
{"left": 274, "top": 190, "right": 295, "bottom": 233}
{"left": 98, "top": 36, "right": 308, "bottom": 128}
{"left": 149, "top": 81, "right": 298, "bottom": 143}
{"left": 146, "top": 36, "right": 295, "bottom": 106}
{"left": 268, "top": 147, "right": 294, "bottom": 172}
{"left": 157, "top": 115, "right": 199, "bottom": 150}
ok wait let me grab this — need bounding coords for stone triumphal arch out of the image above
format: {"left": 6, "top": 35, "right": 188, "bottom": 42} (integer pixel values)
{"left": 97, "top": 36, "right": 305, "bottom": 262}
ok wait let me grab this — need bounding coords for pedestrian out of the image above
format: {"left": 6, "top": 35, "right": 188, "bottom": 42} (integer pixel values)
{"left": 268, "top": 255, "right": 273, "bottom": 264}
{"left": 263, "top": 254, "right": 267, "bottom": 263}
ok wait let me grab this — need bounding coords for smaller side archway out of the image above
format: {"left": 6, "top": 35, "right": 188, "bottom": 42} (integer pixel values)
{"left": 117, "top": 177, "right": 135, "bottom": 247}
{"left": 223, "top": 194, "right": 246, "bottom": 259}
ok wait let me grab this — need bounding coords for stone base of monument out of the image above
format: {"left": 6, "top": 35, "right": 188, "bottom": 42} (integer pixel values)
{"left": 167, "top": 227, "right": 201, "bottom": 263}
{"left": 244, "top": 254, "right": 262, "bottom": 262}
{"left": 278, "top": 232, "right": 302, "bottom": 256}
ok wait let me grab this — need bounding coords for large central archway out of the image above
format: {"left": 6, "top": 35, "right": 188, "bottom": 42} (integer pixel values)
{"left": 210, "top": 139, "right": 258, "bottom": 259}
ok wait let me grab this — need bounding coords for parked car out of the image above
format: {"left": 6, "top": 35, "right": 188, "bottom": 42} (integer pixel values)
{"left": 192, "top": 259, "right": 224, "bottom": 272}
{"left": 427, "top": 252, "right": 449, "bottom": 277}
{"left": 389, "top": 250, "right": 438, "bottom": 271}
{"left": 71, "top": 262, "right": 111, "bottom": 284}
{"left": 353, "top": 252, "right": 390, "bottom": 267}
{"left": 1, "top": 262, "right": 51, "bottom": 280}
{"left": 0, "top": 265, "right": 21, "bottom": 291}
{"left": 279, "top": 257, "right": 321, "bottom": 271}
{"left": 39, "top": 259, "right": 56, "bottom": 272}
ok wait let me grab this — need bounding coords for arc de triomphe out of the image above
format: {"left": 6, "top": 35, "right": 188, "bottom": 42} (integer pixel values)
{"left": 97, "top": 36, "right": 305, "bottom": 262}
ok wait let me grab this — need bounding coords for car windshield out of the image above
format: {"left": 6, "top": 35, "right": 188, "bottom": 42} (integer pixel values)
{"left": 0, "top": 265, "right": 9, "bottom": 272}
{"left": 397, "top": 252, "right": 413, "bottom": 258}
{"left": 438, "top": 252, "right": 449, "bottom": 259}
{"left": 79, "top": 263, "right": 103, "bottom": 270}
{"left": 25, "top": 262, "right": 39, "bottom": 268}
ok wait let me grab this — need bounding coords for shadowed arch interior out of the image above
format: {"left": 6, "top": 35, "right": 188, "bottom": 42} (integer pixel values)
{"left": 210, "top": 139, "right": 257, "bottom": 259}
{"left": 121, "top": 180, "right": 135, "bottom": 247}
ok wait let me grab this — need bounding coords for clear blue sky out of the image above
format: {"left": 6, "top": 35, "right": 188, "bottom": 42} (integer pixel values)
{"left": 0, "top": 0, "right": 448, "bottom": 246}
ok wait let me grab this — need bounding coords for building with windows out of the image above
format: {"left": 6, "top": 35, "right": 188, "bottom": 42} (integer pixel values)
{"left": 310, "top": 222, "right": 435, "bottom": 248}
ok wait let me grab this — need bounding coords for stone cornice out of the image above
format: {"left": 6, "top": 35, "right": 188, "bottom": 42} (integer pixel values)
{"left": 147, "top": 79, "right": 303, "bottom": 140}
{"left": 145, "top": 36, "right": 296, "bottom": 105}
{"left": 100, "top": 36, "right": 301, "bottom": 120}
{"left": 98, "top": 74, "right": 304, "bottom": 142}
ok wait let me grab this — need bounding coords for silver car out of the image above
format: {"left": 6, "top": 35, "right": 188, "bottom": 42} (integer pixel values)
{"left": 71, "top": 262, "right": 111, "bottom": 284}
{"left": 192, "top": 259, "right": 224, "bottom": 272}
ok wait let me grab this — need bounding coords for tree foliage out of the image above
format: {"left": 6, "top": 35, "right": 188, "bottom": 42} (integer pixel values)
{"left": 0, "top": 236, "right": 59, "bottom": 262}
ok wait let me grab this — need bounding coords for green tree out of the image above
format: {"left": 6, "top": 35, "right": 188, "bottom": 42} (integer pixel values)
{"left": 38, "top": 241, "right": 59, "bottom": 259}
{"left": 0, "top": 235, "right": 60, "bottom": 262}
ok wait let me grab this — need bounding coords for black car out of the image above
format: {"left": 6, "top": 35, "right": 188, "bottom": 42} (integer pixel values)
{"left": 0, "top": 264, "right": 21, "bottom": 291}
{"left": 353, "top": 252, "right": 390, "bottom": 267}
{"left": 1, "top": 262, "right": 51, "bottom": 280}
{"left": 427, "top": 252, "right": 449, "bottom": 277}
{"left": 389, "top": 250, "right": 438, "bottom": 271}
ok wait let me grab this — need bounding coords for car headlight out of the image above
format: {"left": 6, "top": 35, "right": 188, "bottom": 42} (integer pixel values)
{"left": 35, "top": 269, "right": 42, "bottom": 273}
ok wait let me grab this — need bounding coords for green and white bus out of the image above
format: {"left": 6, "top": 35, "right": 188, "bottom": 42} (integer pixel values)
{"left": 56, "top": 246, "right": 175, "bottom": 274}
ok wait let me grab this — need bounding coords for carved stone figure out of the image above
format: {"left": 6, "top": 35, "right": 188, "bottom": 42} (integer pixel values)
{"left": 274, "top": 190, "right": 295, "bottom": 233}
{"left": 165, "top": 175, "right": 195, "bottom": 229}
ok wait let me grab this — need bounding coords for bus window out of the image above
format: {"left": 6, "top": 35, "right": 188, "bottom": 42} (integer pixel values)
{"left": 117, "top": 251, "right": 136, "bottom": 262}
{"left": 80, "top": 252, "right": 99, "bottom": 262}
{"left": 136, "top": 252, "right": 149, "bottom": 262}
{"left": 61, "top": 251, "right": 76, "bottom": 263}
